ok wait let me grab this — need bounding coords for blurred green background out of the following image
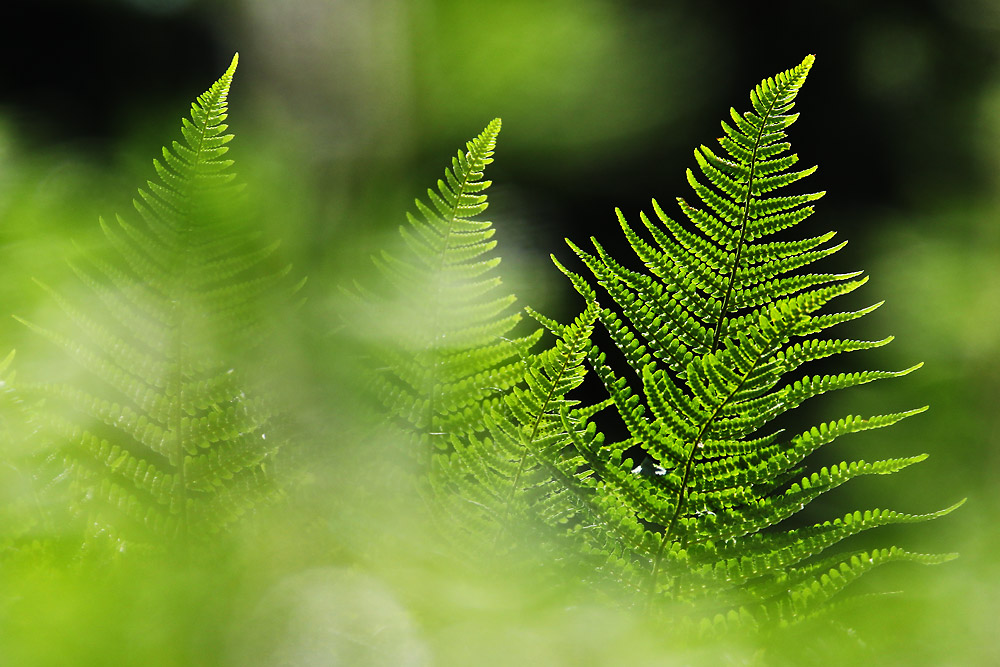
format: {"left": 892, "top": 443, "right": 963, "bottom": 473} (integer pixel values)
{"left": 1, "top": 0, "right": 998, "bottom": 664}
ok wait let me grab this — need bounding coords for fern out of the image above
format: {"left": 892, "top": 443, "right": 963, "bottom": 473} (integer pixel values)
{"left": 361, "top": 119, "right": 540, "bottom": 462}
{"left": 544, "top": 55, "right": 962, "bottom": 622}
{"left": 0, "top": 48, "right": 972, "bottom": 663}
{"left": 16, "top": 55, "right": 296, "bottom": 548}
{"left": 428, "top": 266, "right": 611, "bottom": 557}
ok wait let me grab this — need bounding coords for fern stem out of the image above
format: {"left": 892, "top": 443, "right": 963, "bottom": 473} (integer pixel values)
{"left": 708, "top": 83, "right": 787, "bottom": 353}
{"left": 646, "top": 77, "right": 795, "bottom": 597}
{"left": 646, "top": 412, "right": 714, "bottom": 605}
{"left": 644, "top": 64, "right": 814, "bottom": 599}
{"left": 493, "top": 348, "right": 572, "bottom": 549}
{"left": 168, "top": 65, "right": 233, "bottom": 537}
{"left": 422, "top": 134, "right": 497, "bottom": 465}
{"left": 649, "top": 311, "right": 786, "bottom": 601}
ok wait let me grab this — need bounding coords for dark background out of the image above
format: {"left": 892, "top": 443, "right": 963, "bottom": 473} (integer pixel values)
{"left": 4, "top": 0, "right": 996, "bottom": 249}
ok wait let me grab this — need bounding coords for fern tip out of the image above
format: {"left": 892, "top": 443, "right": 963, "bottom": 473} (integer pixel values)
{"left": 943, "top": 498, "right": 968, "bottom": 514}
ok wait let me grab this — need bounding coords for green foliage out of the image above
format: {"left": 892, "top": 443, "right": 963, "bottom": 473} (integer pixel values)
{"left": 14, "top": 55, "right": 296, "bottom": 549}
{"left": 539, "top": 55, "right": 962, "bottom": 622}
{"left": 360, "top": 119, "right": 540, "bottom": 461}
{"left": 0, "top": 50, "right": 966, "bottom": 663}
{"left": 0, "top": 351, "right": 38, "bottom": 558}
{"left": 429, "top": 280, "right": 610, "bottom": 557}
{"left": 354, "top": 58, "right": 961, "bottom": 627}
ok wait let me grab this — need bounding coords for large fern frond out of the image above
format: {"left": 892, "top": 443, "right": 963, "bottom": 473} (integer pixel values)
{"left": 17, "top": 55, "right": 297, "bottom": 548}
{"left": 554, "top": 55, "right": 961, "bottom": 621}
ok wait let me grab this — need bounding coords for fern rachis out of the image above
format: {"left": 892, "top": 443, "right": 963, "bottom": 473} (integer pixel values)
{"left": 547, "top": 55, "right": 962, "bottom": 622}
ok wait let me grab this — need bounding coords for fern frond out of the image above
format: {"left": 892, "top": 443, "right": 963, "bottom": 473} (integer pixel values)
{"left": 18, "top": 55, "right": 297, "bottom": 548}
{"left": 359, "top": 119, "right": 541, "bottom": 460}
{"left": 551, "top": 55, "right": 960, "bottom": 621}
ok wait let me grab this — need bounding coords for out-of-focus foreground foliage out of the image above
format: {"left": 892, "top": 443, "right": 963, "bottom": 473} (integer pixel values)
{"left": 1, "top": 1, "right": 998, "bottom": 664}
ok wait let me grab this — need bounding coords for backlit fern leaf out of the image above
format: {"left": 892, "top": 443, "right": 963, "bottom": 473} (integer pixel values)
{"left": 553, "top": 55, "right": 962, "bottom": 621}
{"left": 17, "top": 55, "right": 295, "bottom": 548}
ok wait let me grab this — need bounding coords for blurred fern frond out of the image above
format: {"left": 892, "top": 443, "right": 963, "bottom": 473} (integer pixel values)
{"left": 359, "top": 119, "right": 541, "bottom": 462}
{"left": 17, "top": 55, "right": 298, "bottom": 549}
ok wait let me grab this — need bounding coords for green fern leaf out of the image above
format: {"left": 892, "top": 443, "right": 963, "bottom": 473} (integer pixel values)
{"left": 359, "top": 119, "right": 541, "bottom": 462}
{"left": 17, "top": 55, "right": 297, "bottom": 549}
{"left": 553, "top": 55, "right": 961, "bottom": 621}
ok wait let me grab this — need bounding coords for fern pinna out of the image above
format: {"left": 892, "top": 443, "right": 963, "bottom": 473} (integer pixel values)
{"left": 365, "top": 119, "right": 540, "bottom": 462}
{"left": 18, "top": 55, "right": 293, "bottom": 547}
{"left": 553, "top": 55, "right": 961, "bottom": 622}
